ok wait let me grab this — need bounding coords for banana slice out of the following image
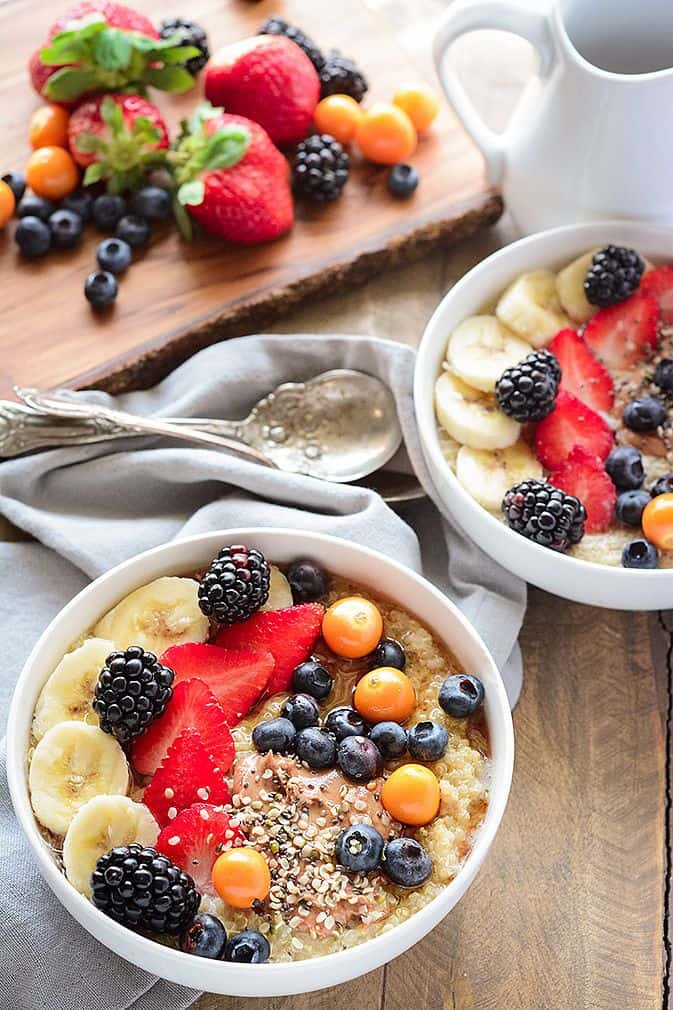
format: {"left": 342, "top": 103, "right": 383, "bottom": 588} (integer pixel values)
{"left": 556, "top": 249, "right": 600, "bottom": 324}
{"left": 29, "top": 722, "right": 129, "bottom": 837}
{"left": 456, "top": 441, "right": 543, "bottom": 511}
{"left": 32, "top": 637, "right": 114, "bottom": 742}
{"left": 446, "top": 315, "right": 531, "bottom": 392}
{"left": 63, "top": 795, "right": 158, "bottom": 896}
{"left": 94, "top": 576, "right": 209, "bottom": 655}
{"left": 435, "top": 371, "right": 521, "bottom": 451}
{"left": 260, "top": 565, "right": 292, "bottom": 612}
{"left": 496, "top": 270, "right": 571, "bottom": 347}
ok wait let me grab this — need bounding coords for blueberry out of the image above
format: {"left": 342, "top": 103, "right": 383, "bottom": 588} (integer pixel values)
{"left": 84, "top": 270, "right": 118, "bottom": 309}
{"left": 295, "top": 726, "right": 337, "bottom": 769}
{"left": 439, "top": 674, "right": 484, "bottom": 718}
{"left": 179, "top": 913, "right": 227, "bottom": 958}
{"left": 604, "top": 446, "right": 644, "bottom": 490}
{"left": 224, "top": 930, "right": 270, "bottom": 963}
{"left": 129, "top": 185, "right": 172, "bottom": 222}
{"left": 654, "top": 358, "right": 673, "bottom": 393}
{"left": 651, "top": 473, "right": 673, "bottom": 497}
{"left": 623, "top": 396, "right": 666, "bottom": 432}
{"left": 407, "top": 721, "right": 448, "bottom": 761}
{"left": 62, "top": 188, "right": 93, "bottom": 222}
{"left": 291, "top": 658, "right": 333, "bottom": 700}
{"left": 615, "top": 489, "right": 651, "bottom": 527}
{"left": 369, "top": 720, "right": 407, "bottom": 759}
{"left": 116, "top": 213, "right": 150, "bottom": 248}
{"left": 2, "top": 171, "right": 26, "bottom": 204}
{"left": 281, "top": 693, "right": 320, "bottom": 729}
{"left": 286, "top": 559, "right": 328, "bottom": 602}
{"left": 92, "top": 194, "right": 127, "bottom": 232}
{"left": 622, "top": 537, "right": 659, "bottom": 569}
{"left": 386, "top": 163, "right": 419, "bottom": 198}
{"left": 337, "top": 735, "right": 382, "bottom": 782}
{"left": 252, "top": 716, "right": 296, "bottom": 754}
{"left": 370, "top": 638, "right": 406, "bottom": 671}
{"left": 15, "top": 216, "right": 51, "bottom": 258}
{"left": 335, "top": 823, "right": 384, "bottom": 873}
{"left": 324, "top": 705, "right": 367, "bottom": 741}
{"left": 97, "top": 238, "right": 132, "bottom": 275}
{"left": 382, "top": 837, "right": 432, "bottom": 887}
{"left": 48, "top": 209, "right": 83, "bottom": 249}
{"left": 17, "top": 194, "right": 55, "bottom": 221}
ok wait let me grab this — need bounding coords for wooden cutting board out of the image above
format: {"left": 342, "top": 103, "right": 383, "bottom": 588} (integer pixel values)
{"left": 0, "top": 0, "right": 502, "bottom": 397}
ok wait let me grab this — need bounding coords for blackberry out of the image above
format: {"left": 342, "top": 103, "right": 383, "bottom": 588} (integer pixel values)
{"left": 260, "top": 16, "right": 324, "bottom": 71}
{"left": 159, "top": 17, "right": 210, "bottom": 76}
{"left": 584, "top": 245, "right": 645, "bottom": 307}
{"left": 93, "top": 646, "right": 174, "bottom": 744}
{"left": 319, "top": 51, "right": 368, "bottom": 102}
{"left": 198, "top": 544, "right": 270, "bottom": 623}
{"left": 502, "top": 479, "right": 586, "bottom": 552}
{"left": 495, "top": 349, "right": 561, "bottom": 422}
{"left": 91, "top": 844, "right": 200, "bottom": 933}
{"left": 292, "top": 134, "right": 349, "bottom": 203}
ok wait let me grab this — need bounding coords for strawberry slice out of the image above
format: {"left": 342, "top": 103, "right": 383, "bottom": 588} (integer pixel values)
{"left": 535, "top": 389, "right": 614, "bottom": 469}
{"left": 549, "top": 328, "right": 614, "bottom": 413}
{"left": 156, "top": 803, "right": 245, "bottom": 895}
{"left": 142, "top": 728, "right": 232, "bottom": 829}
{"left": 641, "top": 266, "right": 673, "bottom": 324}
{"left": 583, "top": 291, "right": 659, "bottom": 370}
{"left": 161, "top": 644, "right": 274, "bottom": 726}
{"left": 215, "top": 603, "right": 324, "bottom": 696}
{"left": 131, "top": 679, "right": 234, "bottom": 778}
{"left": 548, "top": 447, "right": 616, "bottom": 533}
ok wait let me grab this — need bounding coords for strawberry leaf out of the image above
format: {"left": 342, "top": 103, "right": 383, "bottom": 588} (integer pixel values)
{"left": 177, "top": 180, "right": 205, "bottom": 206}
{"left": 202, "top": 127, "right": 250, "bottom": 172}
{"left": 156, "top": 46, "right": 201, "bottom": 65}
{"left": 43, "top": 67, "right": 98, "bottom": 101}
{"left": 92, "top": 27, "right": 133, "bottom": 70}
{"left": 83, "top": 162, "right": 106, "bottom": 185}
{"left": 143, "top": 65, "right": 195, "bottom": 93}
{"left": 173, "top": 195, "right": 194, "bottom": 241}
{"left": 72, "top": 132, "right": 106, "bottom": 153}
{"left": 187, "top": 102, "right": 222, "bottom": 134}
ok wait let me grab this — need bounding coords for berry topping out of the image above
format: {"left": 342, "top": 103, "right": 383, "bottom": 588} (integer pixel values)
{"left": 353, "top": 667, "right": 416, "bottom": 724}
{"left": 295, "top": 726, "right": 338, "bottom": 769}
{"left": 93, "top": 645, "right": 174, "bottom": 744}
{"left": 386, "top": 163, "right": 419, "bottom": 199}
{"left": 653, "top": 358, "right": 673, "bottom": 393}
{"left": 92, "top": 193, "right": 126, "bottom": 232}
{"left": 116, "top": 214, "right": 150, "bottom": 248}
{"left": 291, "top": 658, "right": 333, "bottom": 699}
{"left": 381, "top": 764, "right": 440, "bottom": 826}
{"left": 534, "top": 389, "right": 614, "bottom": 470}
{"left": 319, "top": 51, "right": 368, "bottom": 102}
{"left": 322, "top": 596, "right": 383, "bottom": 659}
{"left": 615, "top": 489, "right": 652, "bottom": 527}
{"left": 623, "top": 396, "right": 666, "bottom": 432}
{"left": 292, "top": 133, "right": 350, "bottom": 203}
{"left": 337, "top": 735, "right": 383, "bottom": 782}
{"left": 642, "top": 493, "right": 673, "bottom": 550}
{"left": 547, "top": 446, "right": 616, "bottom": 534}
{"left": 584, "top": 245, "right": 645, "bottom": 307}
{"left": 199, "top": 545, "right": 271, "bottom": 625}
{"left": 84, "top": 270, "right": 118, "bottom": 309}
{"left": 495, "top": 348, "right": 561, "bottom": 422}
{"left": 335, "top": 823, "right": 384, "bottom": 873}
{"left": 142, "top": 727, "right": 231, "bottom": 828}
{"left": 548, "top": 328, "right": 614, "bottom": 413}
{"left": 605, "top": 446, "right": 645, "bottom": 490}
{"left": 96, "top": 237, "right": 132, "bottom": 275}
{"left": 287, "top": 557, "right": 328, "bottom": 604}
{"left": 370, "top": 638, "right": 406, "bottom": 671}
{"left": 159, "top": 17, "right": 210, "bottom": 77}
{"left": 583, "top": 292, "right": 659, "bottom": 370}
{"left": 652, "top": 474, "right": 673, "bottom": 497}
{"left": 381, "top": 837, "right": 432, "bottom": 887}
{"left": 324, "top": 705, "right": 369, "bottom": 741}
{"left": 180, "top": 913, "right": 227, "bottom": 959}
{"left": 622, "top": 538, "right": 659, "bottom": 569}
{"left": 15, "top": 216, "right": 51, "bottom": 258}
{"left": 224, "top": 930, "right": 270, "bottom": 963}
{"left": 48, "top": 208, "right": 83, "bottom": 249}
{"left": 281, "top": 693, "right": 320, "bottom": 729}
{"left": 259, "top": 16, "right": 324, "bottom": 71}
{"left": 407, "top": 721, "right": 449, "bottom": 762}
{"left": 91, "top": 844, "right": 200, "bottom": 933}
{"left": 128, "top": 185, "right": 172, "bottom": 222}
{"left": 439, "top": 674, "right": 485, "bottom": 718}
{"left": 502, "top": 478, "right": 586, "bottom": 551}
{"left": 212, "top": 847, "right": 270, "bottom": 908}
{"left": 252, "top": 717, "right": 296, "bottom": 754}
{"left": 156, "top": 803, "right": 244, "bottom": 896}
{"left": 641, "top": 265, "right": 673, "bottom": 324}
{"left": 369, "top": 720, "right": 408, "bottom": 758}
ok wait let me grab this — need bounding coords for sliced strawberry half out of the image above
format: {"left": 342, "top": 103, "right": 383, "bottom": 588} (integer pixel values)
{"left": 131, "top": 679, "right": 234, "bottom": 778}
{"left": 641, "top": 266, "right": 673, "bottom": 325}
{"left": 535, "top": 389, "right": 614, "bottom": 470}
{"left": 142, "top": 728, "right": 232, "bottom": 829}
{"left": 215, "top": 603, "right": 324, "bottom": 696}
{"left": 583, "top": 291, "right": 659, "bottom": 370}
{"left": 549, "top": 328, "right": 614, "bottom": 413}
{"left": 160, "top": 643, "right": 274, "bottom": 726}
{"left": 156, "top": 803, "right": 245, "bottom": 895}
{"left": 548, "top": 446, "right": 616, "bottom": 533}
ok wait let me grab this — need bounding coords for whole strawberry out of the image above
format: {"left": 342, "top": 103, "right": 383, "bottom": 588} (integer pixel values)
{"left": 68, "top": 94, "right": 169, "bottom": 191}
{"left": 172, "top": 105, "right": 294, "bottom": 245}
{"left": 205, "top": 35, "right": 320, "bottom": 147}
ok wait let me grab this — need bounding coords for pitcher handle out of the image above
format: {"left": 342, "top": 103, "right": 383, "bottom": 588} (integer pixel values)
{"left": 434, "top": 0, "right": 556, "bottom": 185}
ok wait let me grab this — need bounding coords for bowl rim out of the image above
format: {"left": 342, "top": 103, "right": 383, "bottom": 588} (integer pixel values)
{"left": 7, "top": 527, "right": 514, "bottom": 994}
{"left": 414, "top": 219, "right": 673, "bottom": 585}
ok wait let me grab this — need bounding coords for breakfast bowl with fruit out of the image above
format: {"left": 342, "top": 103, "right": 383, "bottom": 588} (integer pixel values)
{"left": 6, "top": 529, "right": 513, "bottom": 996}
{"left": 415, "top": 221, "right": 673, "bottom": 609}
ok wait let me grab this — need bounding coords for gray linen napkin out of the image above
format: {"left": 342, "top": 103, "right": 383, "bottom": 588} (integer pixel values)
{"left": 0, "top": 334, "right": 525, "bottom": 1010}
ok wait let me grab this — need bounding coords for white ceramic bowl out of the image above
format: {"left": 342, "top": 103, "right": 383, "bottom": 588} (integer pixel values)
{"left": 7, "top": 528, "right": 513, "bottom": 997}
{"left": 415, "top": 221, "right": 673, "bottom": 610}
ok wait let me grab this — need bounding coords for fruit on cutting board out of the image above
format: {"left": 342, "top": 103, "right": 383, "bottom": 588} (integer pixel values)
{"left": 356, "top": 102, "right": 417, "bottom": 165}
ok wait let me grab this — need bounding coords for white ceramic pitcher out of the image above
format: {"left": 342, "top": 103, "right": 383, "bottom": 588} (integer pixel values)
{"left": 434, "top": 0, "right": 673, "bottom": 233}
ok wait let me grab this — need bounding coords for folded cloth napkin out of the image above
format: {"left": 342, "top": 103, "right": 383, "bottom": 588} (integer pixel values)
{"left": 0, "top": 334, "right": 525, "bottom": 1010}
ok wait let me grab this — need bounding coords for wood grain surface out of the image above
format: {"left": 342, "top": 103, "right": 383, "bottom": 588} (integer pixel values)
{"left": 0, "top": 0, "right": 502, "bottom": 398}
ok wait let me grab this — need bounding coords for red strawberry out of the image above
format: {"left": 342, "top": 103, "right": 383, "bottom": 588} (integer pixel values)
{"left": 205, "top": 35, "right": 320, "bottom": 146}
{"left": 641, "top": 266, "right": 673, "bottom": 324}
{"left": 131, "top": 679, "right": 235, "bottom": 778}
{"left": 215, "top": 603, "right": 324, "bottom": 696}
{"left": 548, "top": 446, "right": 616, "bottom": 533}
{"left": 174, "top": 109, "right": 294, "bottom": 245}
{"left": 549, "top": 328, "right": 614, "bottom": 413}
{"left": 583, "top": 292, "right": 659, "bottom": 370}
{"left": 535, "top": 389, "right": 614, "bottom": 469}
{"left": 160, "top": 644, "right": 274, "bottom": 726}
{"left": 156, "top": 803, "right": 244, "bottom": 895}
{"left": 47, "top": 0, "right": 158, "bottom": 39}
{"left": 142, "top": 728, "right": 232, "bottom": 829}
